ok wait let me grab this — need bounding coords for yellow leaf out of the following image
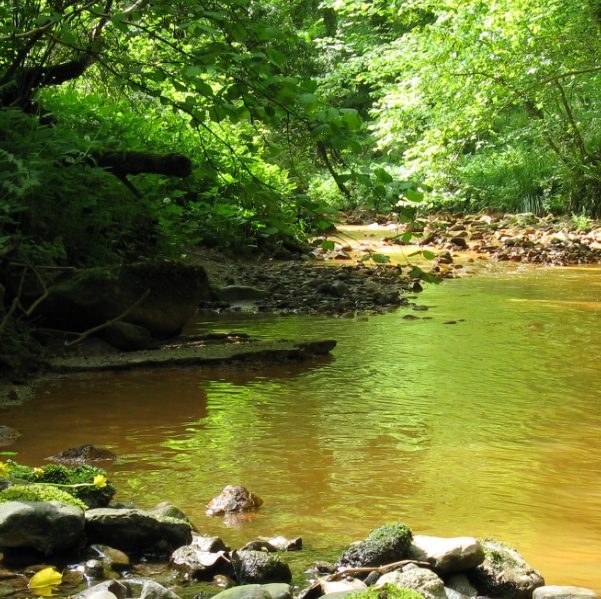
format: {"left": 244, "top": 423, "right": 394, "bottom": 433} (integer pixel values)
{"left": 28, "top": 567, "right": 63, "bottom": 594}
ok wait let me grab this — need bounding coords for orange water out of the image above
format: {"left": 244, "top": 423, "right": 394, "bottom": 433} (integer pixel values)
{"left": 3, "top": 264, "right": 601, "bottom": 590}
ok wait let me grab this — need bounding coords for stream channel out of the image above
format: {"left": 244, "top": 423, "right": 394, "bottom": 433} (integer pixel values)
{"left": 3, "top": 262, "right": 601, "bottom": 591}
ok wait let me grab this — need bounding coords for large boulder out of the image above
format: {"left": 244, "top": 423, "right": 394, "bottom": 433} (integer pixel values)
{"left": 38, "top": 261, "right": 210, "bottom": 338}
{"left": 337, "top": 522, "right": 413, "bottom": 568}
{"left": 232, "top": 550, "right": 292, "bottom": 584}
{"left": 0, "top": 501, "right": 85, "bottom": 555}
{"left": 375, "top": 566, "right": 447, "bottom": 599}
{"left": 408, "top": 536, "right": 484, "bottom": 574}
{"left": 467, "top": 540, "right": 544, "bottom": 599}
{"left": 85, "top": 508, "right": 192, "bottom": 556}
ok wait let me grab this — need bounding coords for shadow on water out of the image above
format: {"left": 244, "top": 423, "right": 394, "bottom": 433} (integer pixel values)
{"left": 3, "top": 263, "right": 601, "bottom": 590}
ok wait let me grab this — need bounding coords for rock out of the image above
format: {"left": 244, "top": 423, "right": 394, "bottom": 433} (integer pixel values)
{"left": 445, "top": 574, "right": 478, "bottom": 597}
{"left": 0, "top": 427, "right": 19, "bottom": 447}
{"left": 170, "top": 545, "right": 231, "bottom": 579}
{"left": 215, "top": 286, "right": 268, "bottom": 303}
{"left": 207, "top": 485, "right": 263, "bottom": 516}
{"left": 100, "top": 321, "right": 153, "bottom": 351}
{"left": 533, "top": 587, "right": 600, "bottom": 599}
{"left": 337, "top": 522, "right": 413, "bottom": 568}
{"left": 450, "top": 237, "right": 468, "bottom": 248}
{"left": 139, "top": 580, "right": 183, "bottom": 599}
{"left": 85, "top": 508, "right": 192, "bottom": 556}
{"left": 321, "top": 578, "right": 367, "bottom": 595}
{"left": 38, "top": 262, "right": 210, "bottom": 338}
{"left": 375, "top": 565, "right": 447, "bottom": 599}
{"left": 232, "top": 550, "right": 292, "bottom": 584}
{"left": 85, "top": 559, "right": 105, "bottom": 578}
{"left": 212, "top": 583, "right": 292, "bottom": 599}
{"left": 408, "top": 535, "right": 484, "bottom": 574}
{"left": 48, "top": 444, "right": 116, "bottom": 464}
{"left": 241, "top": 540, "right": 277, "bottom": 552}
{"left": 148, "top": 501, "right": 192, "bottom": 524}
{"left": 74, "top": 580, "right": 130, "bottom": 599}
{"left": 0, "top": 583, "right": 15, "bottom": 597}
{"left": 0, "top": 501, "right": 85, "bottom": 555}
{"left": 266, "top": 536, "right": 302, "bottom": 551}
{"left": 467, "top": 539, "right": 544, "bottom": 599}
{"left": 189, "top": 533, "right": 229, "bottom": 552}
{"left": 88, "top": 544, "right": 130, "bottom": 571}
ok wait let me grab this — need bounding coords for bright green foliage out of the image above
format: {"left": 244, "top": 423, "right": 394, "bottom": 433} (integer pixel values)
{"left": 0, "top": 484, "right": 87, "bottom": 510}
{"left": 348, "top": 585, "right": 426, "bottom": 599}
{"left": 366, "top": 522, "right": 413, "bottom": 546}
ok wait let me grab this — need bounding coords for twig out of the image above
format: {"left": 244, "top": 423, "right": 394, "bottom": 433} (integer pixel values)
{"left": 64, "top": 289, "right": 150, "bottom": 347}
{"left": 328, "top": 559, "right": 432, "bottom": 580}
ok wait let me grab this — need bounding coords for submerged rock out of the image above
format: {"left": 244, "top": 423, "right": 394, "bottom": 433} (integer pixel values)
{"left": 265, "top": 536, "right": 302, "bottom": 551}
{"left": 467, "top": 539, "right": 544, "bottom": 599}
{"left": 337, "top": 522, "right": 413, "bottom": 568}
{"left": 207, "top": 485, "right": 263, "bottom": 516}
{"left": 0, "top": 426, "right": 19, "bottom": 447}
{"left": 0, "top": 501, "right": 85, "bottom": 555}
{"left": 88, "top": 544, "right": 130, "bottom": 572}
{"left": 232, "top": 550, "right": 292, "bottom": 584}
{"left": 408, "top": 535, "right": 484, "bottom": 574}
{"left": 47, "top": 444, "right": 116, "bottom": 464}
{"left": 85, "top": 508, "right": 192, "bottom": 556}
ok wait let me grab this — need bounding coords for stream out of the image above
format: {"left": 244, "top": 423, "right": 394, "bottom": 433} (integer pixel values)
{"left": 3, "top": 263, "right": 601, "bottom": 591}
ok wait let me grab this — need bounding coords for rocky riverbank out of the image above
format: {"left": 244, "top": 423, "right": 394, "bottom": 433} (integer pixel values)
{"left": 0, "top": 478, "right": 597, "bottom": 599}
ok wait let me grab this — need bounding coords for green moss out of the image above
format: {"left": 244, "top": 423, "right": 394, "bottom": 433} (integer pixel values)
{"left": 366, "top": 523, "right": 413, "bottom": 546}
{"left": 348, "top": 585, "right": 425, "bottom": 599}
{"left": 0, "top": 484, "right": 87, "bottom": 509}
{"left": 6, "top": 461, "right": 115, "bottom": 508}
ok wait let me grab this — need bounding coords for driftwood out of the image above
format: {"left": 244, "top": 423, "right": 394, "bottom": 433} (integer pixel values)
{"left": 64, "top": 288, "right": 150, "bottom": 347}
{"left": 299, "top": 559, "right": 433, "bottom": 599}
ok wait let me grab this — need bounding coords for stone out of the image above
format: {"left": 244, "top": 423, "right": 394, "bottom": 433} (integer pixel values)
{"left": 450, "top": 236, "right": 468, "bottom": 248}
{"left": 375, "top": 566, "right": 447, "bottom": 599}
{"left": 73, "top": 580, "right": 130, "bottom": 599}
{"left": 0, "top": 501, "right": 85, "bottom": 555}
{"left": 189, "top": 533, "right": 229, "bottom": 552}
{"left": 100, "top": 321, "right": 153, "bottom": 351}
{"left": 337, "top": 522, "right": 413, "bottom": 568}
{"left": 445, "top": 574, "right": 478, "bottom": 598}
{"left": 266, "top": 536, "right": 302, "bottom": 551}
{"left": 48, "top": 444, "right": 116, "bottom": 464}
{"left": 88, "top": 544, "right": 130, "bottom": 571}
{"left": 148, "top": 501, "right": 192, "bottom": 524}
{"left": 170, "top": 545, "right": 231, "bottom": 579}
{"left": 85, "top": 508, "right": 192, "bottom": 556}
{"left": 85, "top": 559, "right": 105, "bottom": 578}
{"left": 207, "top": 485, "right": 263, "bottom": 516}
{"left": 533, "top": 587, "right": 600, "bottom": 599}
{"left": 38, "top": 262, "right": 210, "bottom": 338}
{"left": 232, "top": 550, "right": 292, "bottom": 584}
{"left": 408, "top": 535, "right": 484, "bottom": 574}
{"left": 0, "top": 427, "right": 19, "bottom": 447}
{"left": 139, "top": 580, "right": 182, "bottom": 599}
{"left": 467, "top": 539, "right": 544, "bottom": 599}
{"left": 242, "top": 540, "right": 277, "bottom": 552}
{"left": 212, "top": 583, "right": 292, "bottom": 599}
{"left": 321, "top": 578, "right": 367, "bottom": 595}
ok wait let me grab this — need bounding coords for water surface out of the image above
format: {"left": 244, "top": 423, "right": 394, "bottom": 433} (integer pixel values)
{"left": 4, "top": 264, "right": 601, "bottom": 589}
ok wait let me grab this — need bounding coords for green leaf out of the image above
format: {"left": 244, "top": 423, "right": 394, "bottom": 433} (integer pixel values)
{"left": 422, "top": 250, "right": 436, "bottom": 260}
{"left": 321, "top": 240, "right": 335, "bottom": 250}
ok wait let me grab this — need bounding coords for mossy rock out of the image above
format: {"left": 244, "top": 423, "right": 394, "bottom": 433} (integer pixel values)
{"left": 10, "top": 462, "right": 114, "bottom": 508}
{"left": 233, "top": 550, "right": 292, "bottom": 584}
{"left": 347, "top": 586, "right": 426, "bottom": 599}
{"left": 338, "top": 523, "right": 413, "bottom": 568}
{"left": 0, "top": 484, "right": 87, "bottom": 509}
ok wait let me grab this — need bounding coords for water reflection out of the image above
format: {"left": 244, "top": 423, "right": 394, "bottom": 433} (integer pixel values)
{"left": 2, "top": 265, "right": 601, "bottom": 590}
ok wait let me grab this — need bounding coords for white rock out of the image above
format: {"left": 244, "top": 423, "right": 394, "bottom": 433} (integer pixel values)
{"left": 533, "top": 586, "right": 600, "bottom": 599}
{"left": 409, "top": 536, "right": 484, "bottom": 574}
{"left": 321, "top": 578, "right": 367, "bottom": 595}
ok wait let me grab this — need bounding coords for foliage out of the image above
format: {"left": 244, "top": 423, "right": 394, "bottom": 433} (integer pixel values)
{"left": 3, "top": 461, "right": 115, "bottom": 508}
{"left": 366, "top": 522, "right": 413, "bottom": 546}
{"left": 0, "top": 483, "right": 88, "bottom": 509}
